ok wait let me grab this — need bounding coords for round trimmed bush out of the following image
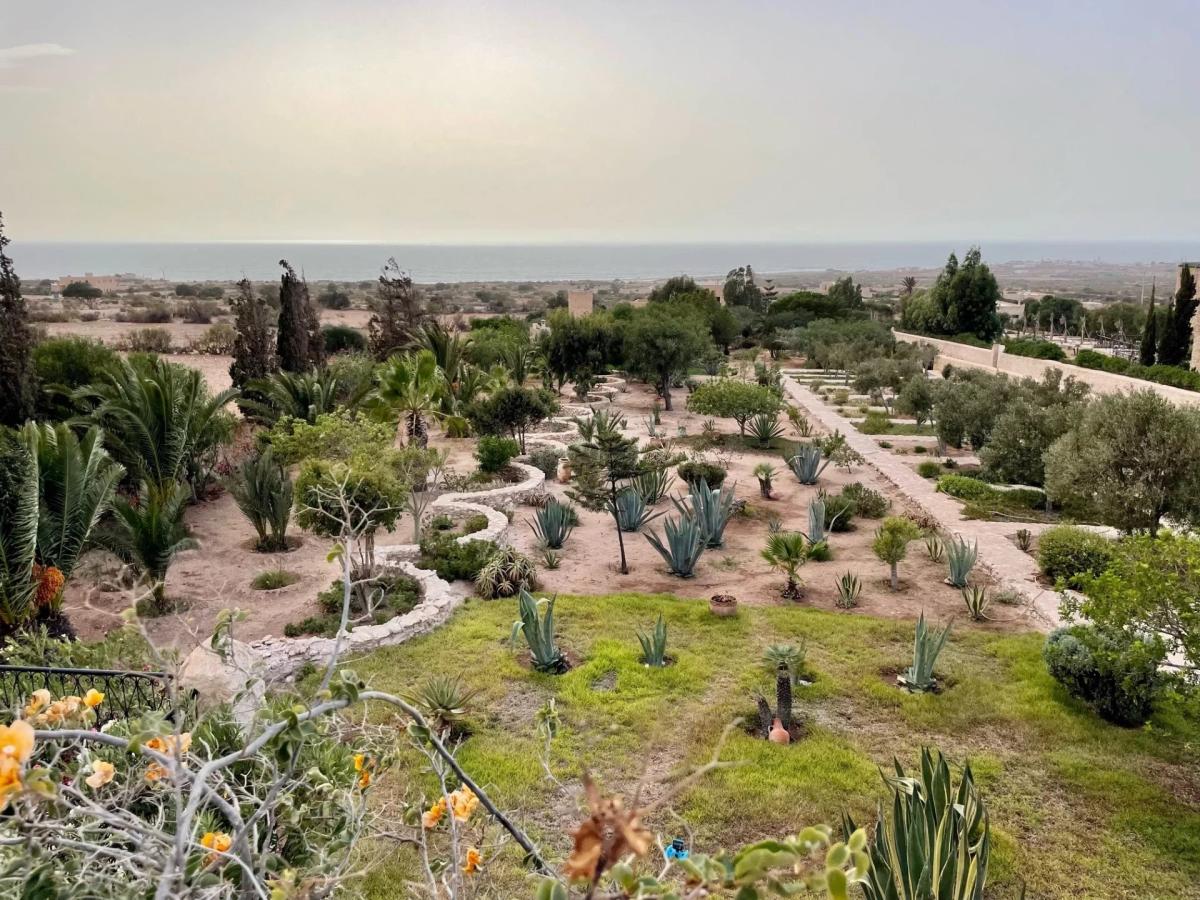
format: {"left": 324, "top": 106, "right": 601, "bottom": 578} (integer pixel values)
{"left": 1036, "top": 525, "right": 1114, "bottom": 584}
{"left": 677, "top": 460, "right": 727, "bottom": 489}
{"left": 475, "top": 435, "right": 520, "bottom": 473}
{"left": 1043, "top": 625, "right": 1164, "bottom": 726}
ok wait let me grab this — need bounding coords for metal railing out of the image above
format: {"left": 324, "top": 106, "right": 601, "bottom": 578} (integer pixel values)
{"left": 0, "top": 666, "right": 195, "bottom": 725}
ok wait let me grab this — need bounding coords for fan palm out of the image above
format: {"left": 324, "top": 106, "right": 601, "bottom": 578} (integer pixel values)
{"left": 371, "top": 349, "right": 443, "bottom": 447}
{"left": 102, "top": 481, "right": 197, "bottom": 612}
{"left": 22, "top": 423, "right": 124, "bottom": 578}
{"left": 761, "top": 531, "right": 812, "bottom": 599}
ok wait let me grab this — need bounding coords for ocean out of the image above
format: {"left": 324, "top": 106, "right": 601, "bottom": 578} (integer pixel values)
{"left": 11, "top": 240, "right": 1198, "bottom": 283}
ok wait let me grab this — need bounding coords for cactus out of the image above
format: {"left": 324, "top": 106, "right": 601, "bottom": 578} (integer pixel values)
{"left": 945, "top": 536, "right": 978, "bottom": 588}
{"left": 644, "top": 514, "right": 706, "bottom": 577}
{"left": 788, "top": 444, "right": 831, "bottom": 485}
{"left": 529, "top": 497, "right": 575, "bottom": 549}
{"left": 775, "top": 661, "right": 793, "bottom": 732}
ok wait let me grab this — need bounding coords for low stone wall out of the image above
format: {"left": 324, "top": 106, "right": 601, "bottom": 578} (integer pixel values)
{"left": 437, "top": 462, "right": 546, "bottom": 509}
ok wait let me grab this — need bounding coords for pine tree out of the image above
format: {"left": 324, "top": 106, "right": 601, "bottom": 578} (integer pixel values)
{"left": 276, "top": 260, "right": 322, "bottom": 372}
{"left": 0, "top": 214, "right": 35, "bottom": 427}
{"left": 229, "top": 278, "right": 278, "bottom": 388}
{"left": 1161, "top": 265, "right": 1198, "bottom": 368}
{"left": 1138, "top": 280, "right": 1157, "bottom": 367}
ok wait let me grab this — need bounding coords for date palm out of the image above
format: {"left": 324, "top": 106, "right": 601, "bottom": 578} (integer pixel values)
{"left": 102, "top": 481, "right": 197, "bottom": 612}
{"left": 371, "top": 349, "right": 442, "bottom": 447}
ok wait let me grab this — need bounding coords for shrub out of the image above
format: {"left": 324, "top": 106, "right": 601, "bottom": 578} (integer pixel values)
{"left": 527, "top": 447, "right": 562, "bottom": 478}
{"left": 124, "top": 327, "right": 172, "bottom": 353}
{"left": 251, "top": 569, "right": 300, "bottom": 590}
{"left": 1004, "top": 337, "right": 1066, "bottom": 361}
{"left": 685, "top": 378, "right": 782, "bottom": 436}
{"left": 676, "top": 459, "right": 726, "bottom": 489}
{"left": 417, "top": 533, "right": 495, "bottom": 582}
{"left": 858, "top": 411, "right": 892, "bottom": 434}
{"left": 117, "top": 302, "right": 172, "bottom": 324}
{"left": 461, "top": 513, "right": 489, "bottom": 534}
{"left": 873, "top": 516, "right": 921, "bottom": 590}
{"left": 267, "top": 410, "right": 395, "bottom": 465}
{"left": 935, "top": 474, "right": 993, "bottom": 502}
{"left": 475, "top": 435, "right": 520, "bottom": 473}
{"left": 1043, "top": 625, "right": 1165, "bottom": 725}
{"left": 32, "top": 337, "right": 119, "bottom": 420}
{"left": 191, "top": 322, "right": 236, "bottom": 354}
{"left": 322, "top": 324, "right": 366, "bottom": 355}
{"left": 916, "top": 460, "right": 942, "bottom": 479}
{"left": 1036, "top": 524, "right": 1113, "bottom": 584}
{"left": 822, "top": 492, "right": 857, "bottom": 532}
{"left": 937, "top": 474, "right": 1045, "bottom": 510}
{"left": 180, "top": 299, "right": 220, "bottom": 324}
{"left": 841, "top": 482, "right": 889, "bottom": 518}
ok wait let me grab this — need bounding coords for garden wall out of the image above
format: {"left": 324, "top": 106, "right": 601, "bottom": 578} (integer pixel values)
{"left": 893, "top": 330, "right": 1200, "bottom": 408}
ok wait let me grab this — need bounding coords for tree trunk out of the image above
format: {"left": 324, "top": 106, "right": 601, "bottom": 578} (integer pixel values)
{"left": 661, "top": 378, "right": 672, "bottom": 410}
{"left": 890, "top": 562, "right": 899, "bottom": 591}
{"left": 611, "top": 483, "right": 628, "bottom": 574}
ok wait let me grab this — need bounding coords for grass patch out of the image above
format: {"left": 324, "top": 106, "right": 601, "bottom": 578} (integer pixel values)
{"left": 250, "top": 569, "right": 301, "bottom": 591}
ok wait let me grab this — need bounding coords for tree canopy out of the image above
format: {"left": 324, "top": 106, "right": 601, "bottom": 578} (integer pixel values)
{"left": 622, "top": 307, "right": 710, "bottom": 410}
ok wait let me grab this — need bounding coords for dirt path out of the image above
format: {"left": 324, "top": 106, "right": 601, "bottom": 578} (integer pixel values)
{"left": 783, "top": 377, "right": 1063, "bottom": 629}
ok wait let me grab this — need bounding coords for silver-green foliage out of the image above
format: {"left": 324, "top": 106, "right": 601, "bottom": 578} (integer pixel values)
{"left": 510, "top": 589, "right": 564, "bottom": 672}
{"left": 806, "top": 496, "right": 845, "bottom": 545}
{"left": 476, "top": 546, "right": 538, "bottom": 599}
{"left": 673, "top": 479, "right": 735, "bottom": 548}
{"left": 924, "top": 533, "right": 945, "bottom": 563}
{"left": 612, "top": 488, "right": 660, "bottom": 533}
{"left": 788, "top": 443, "right": 831, "bottom": 485}
{"left": 899, "top": 613, "right": 950, "bottom": 693}
{"left": 644, "top": 514, "right": 706, "bottom": 577}
{"left": 961, "top": 584, "right": 991, "bottom": 621}
{"left": 530, "top": 497, "right": 575, "bottom": 549}
{"left": 637, "top": 614, "right": 668, "bottom": 666}
{"left": 764, "top": 642, "right": 806, "bottom": 684}
{"left": 632, "top": 467, "right": 674, "bottom": 505}
{"left": 945, "top": 536, "right": 978, "bottom": 588}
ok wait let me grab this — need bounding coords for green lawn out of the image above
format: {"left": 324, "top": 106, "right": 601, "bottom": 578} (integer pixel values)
{"left": 330, "top": 593, "right": 1200, "bottom": 899}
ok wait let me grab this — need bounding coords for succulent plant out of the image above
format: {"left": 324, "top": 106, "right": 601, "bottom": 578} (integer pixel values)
{"left": 644, "top": 514, "right": 706, "bottom": 577}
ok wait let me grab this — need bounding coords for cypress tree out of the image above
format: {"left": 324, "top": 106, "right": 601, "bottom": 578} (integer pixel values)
{"left": 0, "top": 214, "right": 35, "bottom": 427}
{"left": 276, "top": 260, "right": 322, "bottom": 372}
{"left": 1159, "top": 265, "right": 1197, "bottom": 367}
{"left": 229, "top": 278, "right": 278, "bottom": 388}
{"left": 1138, "top": 280, "right": 1157, "bottom": 367}
{"left": 1157, "top": 296, "right": 1175, "bottom": 365}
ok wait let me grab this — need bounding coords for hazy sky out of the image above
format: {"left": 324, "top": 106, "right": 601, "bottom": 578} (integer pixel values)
{"left": 2, "top": 1, "right": 1198, "bottom": 243}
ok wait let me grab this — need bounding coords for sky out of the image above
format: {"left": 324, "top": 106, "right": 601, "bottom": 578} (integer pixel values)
{"left": 1, "top": 0, "right": 1198, "bottom": 244}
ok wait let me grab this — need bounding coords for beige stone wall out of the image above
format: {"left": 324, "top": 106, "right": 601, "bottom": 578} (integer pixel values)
{"left": 567, "top": 290, "right": 594, "bottom": 318}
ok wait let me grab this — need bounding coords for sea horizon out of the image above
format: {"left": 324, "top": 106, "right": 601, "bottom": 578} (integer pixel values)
{"left": 11, "top": 239, "right": 1199, "bottom": 283}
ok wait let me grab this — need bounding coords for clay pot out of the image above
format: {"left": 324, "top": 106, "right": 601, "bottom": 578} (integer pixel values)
{"left": 768, "top": 718, "right": 790, "bottom": 744}
{"left": 709, "top": 594, "right": 738, "bottom": 617}
{"left": 556, "top": 457, "right": 572, "bottom": 484}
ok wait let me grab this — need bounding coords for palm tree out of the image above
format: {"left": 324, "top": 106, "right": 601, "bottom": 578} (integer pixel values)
{"left": 371, "top": 349, "right": 442, "bottom": 447}
{"left": 22, "top": 422, "right": 124, "bottom": 578}
{"left": 500, "top": 342, "right": 537, "bottom": 386}
{"left": 760, "top": 531, "right": 811, "bottom": 599}
{"left": 239, "top": 369, "right": 343, "bottom": 427}
{"left": 414, "top": 321, "right": 470, "bottom": 385}
{"left": 102, "top": 481, "right": 197, "bottom": 612}
{"left": 901, "top": 276, "right": 917, "bottom": 297}
{"left": 0, "top": 430, "right": 39, "bottom": 629}
{"left": 226, "top": 447, "right": 293, "bottom": 552}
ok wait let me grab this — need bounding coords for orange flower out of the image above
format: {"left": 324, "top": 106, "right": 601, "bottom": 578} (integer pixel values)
{"left": 23, "top": 689, "right": 50, "bottom": 718}
{"left": 449, "top": 786, "right": 479, "bottom": 822}
{"left": 83, "top": 689, "right": 105, "bottom": 709}
{"left": 85, "top": 760, "right": 115, "bottom": 789}
{"left": 463, "top": 847, "right": 482, "bottom": 874}
{"left": 145, "top": 762, "right": 168, "bottom": 782}
{"left": 146, "top": 732, "right": 192, "bottom": 756}
{"left": 32, "top": 565, "right": 65, "bottom": 607}
{"left": 0, "top": 721, "right": 34, "bottom": 765}
{"left": 564, "top": 777, "right": 652, "bottom": 883}
{"left": 0, "top": 758, "right": 22, "bottom": 811}
{"left": 421, "top": 799, "right": 445, "bottom": 829}
{"left": 353, "top": 753, "right": 374, "bottom": 789}
{"left": 200, "top": 831, "right": 232, "bottom": 864}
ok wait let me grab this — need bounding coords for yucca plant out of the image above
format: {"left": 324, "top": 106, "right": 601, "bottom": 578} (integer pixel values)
{"left": 672, "top": 480, "right": 736, "bottom": 549}
{"left": 753, "top": 463, "right": 776, "bottom": 499}
{"left": 226, "top": 447, "right": 293, "bottom": 552}
{"left": 764, "top": 642, "right": 807, "bottom": 685}
{"left": 787, "top": 444, "right": 830, "bottom": 485}
{"left": 510, "top": 589, "right": 565, "bottom": 673}
{"left": 945, "top": 536, "right": 978, "bottom": 588}
{"left": 529, "top": 497, "right": 575, "bottom": 549}
{"left": 612, "top": 488, "right": 660, "bottom": 533}
{"left": 844, "top": 747, "right": 990, "bottom": 900}
{"left": 1015, "top": 528, "right": 1032, "bottom": 553}
{"left": 760, "top": 531, "right": 811, "bottom": 599}
{"left": 539, "top": 547, "right": 561, "bottom": 569}
{"left": 746, "top": 412, "right": 784, "bottom": 449}
{"left": 476, "top": 546, "right": 538, "bottom": 599}
{"left": 644, "top": 515, "right": 705, "bottom": 577}
{"left": 834, "top": 571, "right": 862, "bottom": 609}
{"left": 962, "top": 584, "right": 992, "bottom": 621}
{"left": 898, "top": 612, "right": 950, "bottom": 693}
{"left": 632, "top": 467, "right": 673, "bottom": 506}
{"left": 102, "top": 481, "right": 198, "bottom": 613}
{"left": 403, "top": 674, "right": 480, "bottom": 736}
{"left": 924, "top": 533, "right": 945, "bottom": 563}
{"left": 636, "top": 615, "right": 668, "bottom": 667}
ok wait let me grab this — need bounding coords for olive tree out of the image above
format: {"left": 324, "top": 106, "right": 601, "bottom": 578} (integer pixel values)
{"left": 622, "top": 307, "right": 710, "bottom": 410}
{"left": 686, "top": 378, "right": 783, "bottom": 436}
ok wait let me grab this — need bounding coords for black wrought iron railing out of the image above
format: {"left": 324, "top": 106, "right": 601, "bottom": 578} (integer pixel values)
{"left": 0, "top": 666, "right": 195, "bottom": 725}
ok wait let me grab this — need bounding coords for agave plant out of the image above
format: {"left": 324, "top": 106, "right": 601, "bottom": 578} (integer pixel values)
{"left": 612, "top": 488, "right": 660, "bottom": 533}
{"left": 632, "top": 467, "right": 673, "bottom": 506}
{"left": 787, "top": 444, "right": 830, "bottom": 485}
{"left": 403, "top": 674, "right": 480, "bottom": 735}
{"left": 226, "top": 447, "right": 293, "bottom": 552}
{"left": 945, "top": 536, "right": 978, "bottom": 588}
{"left": 475, "top": 546, "right": 538, "bottom": 599}
{"left": 844, "top": 747, "right": 989, "bottom": 900}
{"left": 834, "top": 572, "right": 862, "bottom": 609}
{"left": 510, "top": 589, "right": 565, "bottom": 672}
{"left": 539, "top": 547, "right": 561, "bottom": 570}
{"left": 961, "top": 584, "right": 992, "bottom": 621}
{"left": 805, "top": 496, "right": 844, "bottom": 546}
{"left": 761, "top": 531, "right": 812, "bottom": 599}
{"left": 102, "top": 481, "right": 198, "bottom": 612}
{"left": 746, "top": 412, "right": 785, "bottom": 449}
{"left": 644, "top": 515, "right": 706, "bottom": 577}
{"left": 898, "top": 612, "right": 950, "bottom": 693}
{"left": 672, "top": 480, "right": 736, "bottom": 549}
{"left": 924, "top": 533, "right": 945, "bottom": 563}
{"left": 529, "top": 497, "right": 575, "bottom": 549}
{"left": 637, "top": 615, "right": 669, "bottom": 667}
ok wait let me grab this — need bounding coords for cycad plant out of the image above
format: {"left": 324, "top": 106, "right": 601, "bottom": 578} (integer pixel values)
{"left": 0, "top": 431, "right": 40, "bottom": 628}
{"left": 746, "top": 412, "right": 784, "bottom": 449}
{"left": 898, "top": 612, "right": 950, "bottom": 693}
{"left": 673, "top": 480, "right": 736, "bottom": 549}
{"left": 239, "top": 369, "right": 343, "bottom": 427}
{"left": 530, "top": 497, "right": 575, "bottom": 549}
{"left": 475, "top": 546, "right": 538, "bottom": 599}
{"left": 403, "top": 674, "right": 480, "bottom": 736}
{"left": 843, "top": 747, "right": 990, "bottom": 900}
{"left": 612, "top": 488, "right": 659, "bottom": 533}
{"left": 644, "top": 515, "right": 706, "bottom": 577}
{"left": 753, "top": 463, "right": 775, "bottom": 499}
{"left": 764, "top": 642, "right": 807, "bottom": 685}
{"left": 945, "top": 536, "right": 978, "bottom": 588}
{"left": 636, "top": 615, "right": 668, "bottom": 667}
{"left": 632, "top": 468, "right": 673, "bottom": 506}
{"left": 102, "top": 481, "right": 198, "bottom": 613}
{"left": 761, "top": 531, "right": 812, "bottom": 599}
{"left": 22, "top": 423, "right": 124, "bottom": 578}
{"left": 510, "top": 589, "right": 565, "bottom": 672}
{"left": 787, "top": 444, "right": 830, "bottom": 485}
{"left": 226, "top": 447, "right": 292, "bottom": 552}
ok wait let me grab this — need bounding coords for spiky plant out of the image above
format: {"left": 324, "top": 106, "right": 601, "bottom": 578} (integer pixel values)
{"left": 764, "top": 642, "right": 807, "bottom": 685}
{"left": 898, "top": 613, "right": 950, "bottom": 693}
{"left": 805, "top": 496, "right": 845, "bottom": 545}
{"left": 746, "top": 412, "right": 784, "bottom": 449}
{"left": 371, "top": 349, "right": 443, "bottom": 447}
{"left": 226, "top": 447, "right": 292, "bottom": 552}
{"left": 0, "top": 431, "right": 39, "bottom": 628}
{"left": 240, "top": 369, "right": 344, "bottom": 427}
{"left": 510, "top": 589, "right": 565, "bottom": 672}
{"left": 475, "top": 546, "right": 537, "bottom": 599}
{"left": 672, "top": 480, "right": 736, "bottom": 549}
{"left": 1015, "top": 528, "right": 1032, "bottom": 553}
{"left": 843, "top": 748, "right": 990, "bottom": 900}
{"left": 787, "top": 444, "right": 830, "bottom": 485}
{"left": 529, "top": 497, "right": 575, "bottom": 549}
{"left": 539, "top": 547, "right": 561, "bottom": 569}
{"left": 924, "top": 533, "right": 945, "bottom": 563}
{"left": 644, "top": 515, "right": 705, "bottom": 577}
{"left": 102, "top": 481, "right": 198, "bottom": 612}
{"left": 753, "top": 463, "right": 776, "bottom": 499}
{"left": 962, "top": 584, "right": 992, "bottom": 621}
{"left": 612, "top": 488, "right": 660, "bottom": 533}
{"left": 787, "top": 406, "right": 814, "bottom": 437}
{"left": 760, "top": 531, "right": 811, "bottom": 599}
{"left": 945, "top": 536, "right": 978, "bottom": 588}
{"left": 636, "top": 615, "right": 668, "bottom": 667}
{"left": 632, "top": 467, "right": 673, "bottom": 506}
{"left": 834, "top": 572, "right": 862, "bottom": 609}
{"left": 775, "top": 661, "right": 793, "bottom": 732}
{"left": 403, "top": 674, "right": 480, "bottom": 735}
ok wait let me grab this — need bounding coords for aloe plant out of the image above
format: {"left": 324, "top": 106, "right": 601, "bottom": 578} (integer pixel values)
{"left": 510, "top": 589, "right": 565, "bottom": 672}
{"left": 787, "top": 444, "right": 831, "bottom": 485}
{"left": 834, "top": 572, "right": 861, "bottom": 608}
{"left": 636, "top": 615, "right": 668, "bottom": 667}
{"left": 612, "top": 488, "right": 660, "bottom": 533}
{"left": 672, "top": 480, "right": 735, "bottom": 549}
{"left": 899, "top": 613, "right": 949, "bottom": 693}
{"left": 945, "top": 536, "right": 978, "bottom": 588}
{"left": 644, "top": 515, "right": 705, "bottom": 577}
{"left": 529, "top": 497, "right": 575, "bottom": 549}
{"left": 632, "top": 468, "right": 673, "bottom": 506}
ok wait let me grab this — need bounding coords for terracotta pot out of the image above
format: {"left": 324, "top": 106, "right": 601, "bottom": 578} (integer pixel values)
{"left": 709, "top": 594, "right": 738, "bottom": 617}
{"left": 556, "top": 458, "right": 572, "bottom": 483}
{"left": 768, "top": 717, "right": 791, "bottom": 744}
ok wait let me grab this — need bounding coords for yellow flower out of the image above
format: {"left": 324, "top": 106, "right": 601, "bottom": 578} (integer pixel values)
{"left": 421, "top": 799, "right": 445, "bottom": 829}
{"left": 0, "top": 720, "right": 35, "bottom": 765}
{"left": 353, "top": 753, "right": 374, "bottom": 789}
{"left": 83, "top": 689, "right": 105, "bottom": 709}
{"left": 353, "top": 753, "right": 366, "bottom": 771}
{"left": 0, "top": 758, "right": 22, "bottom": 811}
{"left": 146, "top": 732, "right": 192, "bottom": 755}
{"left": 201, "top": 831, "right": 232, "bottom": 864}
{"left": 23, "top": 690, "right": 50, "bottom": 718}
{"left": 357, "top": 770, "right": 371, "bottom": 789}
{"left": 463, "top": 847, "right": 482, "bottom": 874}
{"left": 449, "top": 786, "right": 479, "bottom": 822}
{"left": 85, "top": 760, "right": 115, "bottom": 789}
